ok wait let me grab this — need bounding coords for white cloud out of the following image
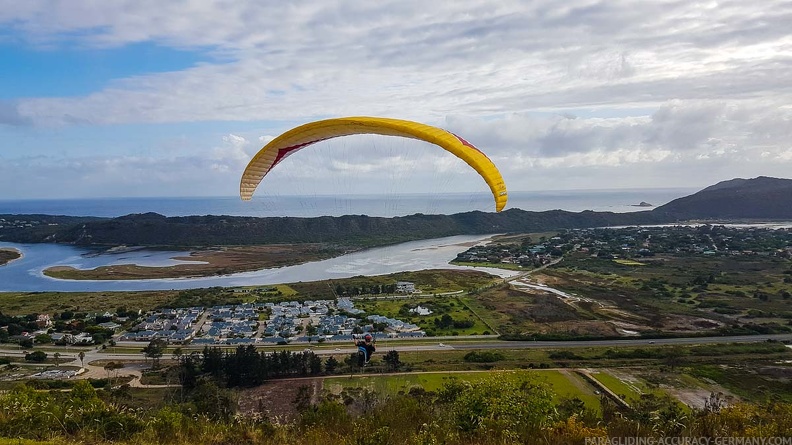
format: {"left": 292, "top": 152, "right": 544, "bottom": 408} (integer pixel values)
{"left": 2, "top": 1, "right": 790, "bottom": 126}
{"left": 214, "top": 133, "right": 252, "bottom": 162}
{"left": 1, "top": 1, "right": 791, "bottom": 199}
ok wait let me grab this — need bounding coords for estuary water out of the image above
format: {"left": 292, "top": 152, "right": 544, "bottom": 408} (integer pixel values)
{"left": 0, "top": 188, "right": 696, "bottom": 292}
{"left": 0, "top": 235, "right": 516, "bottom": 292}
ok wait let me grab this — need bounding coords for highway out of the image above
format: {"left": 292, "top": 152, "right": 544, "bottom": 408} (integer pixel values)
{"left": 5, "top": 333, "right": 789, "bottom": 363}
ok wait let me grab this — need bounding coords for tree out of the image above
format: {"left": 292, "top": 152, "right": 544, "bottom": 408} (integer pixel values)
{"left": 293, "top": 385, "right": 313, "bottom": 413}
{"left": 53, "top": 352, "right": 61, "bottom": 368}
{"left": 373, "top": 322, "right": 388, "bottom": 332}
{"left": 78, "top": 351, "right": 85, "bottom": 368}
{"left": 104, "top": 361, "right": 125, "bottom": 383}
{"left": 663, "top": 347, "right": 685, "bottom": 370}
{"left": 143, "top": 338, "right": 167, "bottom": 368}
{"left": 309, "top": 353, "right": 323, "bottom": 375}
{"left": 172, "top": 347, "right": 183, "bottom": 362}
{"left": 383, "top": 350, "right": 401, "bottom": 371}
{"left": 25, "top": 351, "right": 47, "bottom": 362}
{"left": 190, "top": 381, "right": 237, "bottom": 420}
{"left": 92, "top": 333, "right": 106, "bottom": 344}
{"left": 325, "top": 356, "right": 339, "bottom": 374}
{"left": 34, "top": 334, "right": 52, "bottom": 344}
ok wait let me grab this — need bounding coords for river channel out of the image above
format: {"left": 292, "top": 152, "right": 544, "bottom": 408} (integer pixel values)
{"left": 0, "top": 235, "right": 516, "bottom": 292}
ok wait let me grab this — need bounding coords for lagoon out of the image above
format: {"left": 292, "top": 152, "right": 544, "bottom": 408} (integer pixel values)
{"left": 0, "top": 235, "right": 516, "bottom": 292}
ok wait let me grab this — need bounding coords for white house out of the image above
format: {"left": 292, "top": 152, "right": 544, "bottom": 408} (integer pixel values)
{"left": 409, "top": 305, "right": 433, "bottom": 316}
{"left": 395, "top": 281, "right": 416, "bottom": 293}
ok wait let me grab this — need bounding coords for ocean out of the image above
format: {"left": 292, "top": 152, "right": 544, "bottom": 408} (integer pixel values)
{"left": 0, "top": 188, "right": 696, "bottom": 218}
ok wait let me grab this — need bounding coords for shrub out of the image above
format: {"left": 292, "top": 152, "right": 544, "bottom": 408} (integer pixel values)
{"left": 24, "top": 351, "right": 47, "bottom": 362}
{"left": 450, "top": 371, "right": 555, "bottom": 438}
{"left": 463, "top": 351, "right": 505, "bottom": 363}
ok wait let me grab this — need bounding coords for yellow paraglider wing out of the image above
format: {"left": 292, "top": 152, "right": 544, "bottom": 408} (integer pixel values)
{"left": 240, "top": 116, "right": 508, "bottom": 212}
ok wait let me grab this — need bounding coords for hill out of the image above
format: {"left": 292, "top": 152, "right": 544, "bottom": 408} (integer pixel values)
{"left": 1, "top": 176, "right": 790, "bottom": 247}
{"left": 0, "top": 209, "right": 661, "bottom": 247}
{"left": 653, "top": 176, "right": 792, "bottom": 220}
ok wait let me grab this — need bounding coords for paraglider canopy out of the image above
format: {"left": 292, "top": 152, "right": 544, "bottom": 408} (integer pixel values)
{"left": 240, "top": 116, "right": 508, "bottom": 212}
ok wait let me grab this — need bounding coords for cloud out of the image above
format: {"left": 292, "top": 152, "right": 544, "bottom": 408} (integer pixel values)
{"left": 0, "top": 101, "right": 32, "bottom": 126}
{"left": 1, "top": 1, "right": 791, "bottom": 199}
{"left": 1, "top": 1, "right": 790, "bottom": 126}
{"left": 214, "top": 134, "right": 252, "bottom": 161}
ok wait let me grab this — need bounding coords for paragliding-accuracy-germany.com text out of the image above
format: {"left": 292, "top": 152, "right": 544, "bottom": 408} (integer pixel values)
{"left": 586, "top": 438, "right": 792, "bottom": 445}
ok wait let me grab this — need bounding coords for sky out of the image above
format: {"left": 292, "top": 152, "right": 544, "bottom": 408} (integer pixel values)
{"left": 0, "top": 0, "right": 791, "bottom": 201}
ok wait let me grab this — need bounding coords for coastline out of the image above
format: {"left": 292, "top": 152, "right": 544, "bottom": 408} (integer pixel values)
{"left": 0, "top": 247, "right": 22, "bottom": 266}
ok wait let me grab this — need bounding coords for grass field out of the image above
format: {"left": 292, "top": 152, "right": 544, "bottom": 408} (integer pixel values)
{"left": 613, "top": 259, "right": 646, "bottom": 267}
{"left": 528, "top": 252, "right": 792, "bottom": 335}
{"left": 324, "top": 369, "right": 601, "bottom": 409}
{"left": 689, "top": 364, "right": 792, "bottom": 403}
{"left": 0, "top": 291, "right": 177, "bottom": 315}
{"left": 0, "top": 270, "right": 498, "bottom": 316}
{"left": 589, "top": 369, "right": 645, "bottom": 402}
{"left": 354, "top": 296, "right": 491, "bottom": 336}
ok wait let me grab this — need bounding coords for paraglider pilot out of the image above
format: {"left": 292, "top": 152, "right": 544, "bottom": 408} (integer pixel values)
{"left": 354, "top": 333, "right": 376, "bottom": 366}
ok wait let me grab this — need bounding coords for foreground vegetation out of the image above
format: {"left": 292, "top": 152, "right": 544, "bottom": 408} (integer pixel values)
{"left": 0, "top": 372, "right": 790, "bottom": 445}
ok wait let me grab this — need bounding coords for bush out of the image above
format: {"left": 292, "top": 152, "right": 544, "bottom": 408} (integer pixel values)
{"left": 463, "top": 351, "right": 505, "bottom": 363}
{"left": 24, "top": 351, "right": 47, "bottom": 362}
{"left": 549, "top": 350, "right": 584, "bottom": 360}
{"left": 450, "top": 371, "right": 554, "bottom": 437}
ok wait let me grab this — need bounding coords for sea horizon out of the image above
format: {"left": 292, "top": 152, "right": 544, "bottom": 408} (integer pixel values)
{"left": 0, "top": 187, "right": 698, "bottom": 219}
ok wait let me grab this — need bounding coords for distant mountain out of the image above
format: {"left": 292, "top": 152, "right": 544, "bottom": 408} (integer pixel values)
{"left": 2, "top": 177, "right": 790, "bottom": 247}
{"left": 0, "top": 209, "right": 661, "bottom": 247}
{"left": 653, "top": 176, "right": 792, "bottom": 220}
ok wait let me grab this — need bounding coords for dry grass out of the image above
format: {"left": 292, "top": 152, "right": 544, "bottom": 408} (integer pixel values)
{"left": 42, "top": 244, "right": 346, "bottom": 280}
{"left": 0, "top": 291, "right": 177, "bottom": 315}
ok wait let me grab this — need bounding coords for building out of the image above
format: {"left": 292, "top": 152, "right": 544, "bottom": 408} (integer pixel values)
{"left": 395, "top": 281, "right": 416, "bottom": 293}
{"left": 409, "top": 305, "right": 432, "bottom": 316}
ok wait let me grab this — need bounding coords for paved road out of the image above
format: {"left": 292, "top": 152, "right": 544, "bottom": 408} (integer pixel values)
{"left": 2, "top": 333, "right": 788, "bottom": 387}
{"left": 444, "top": 333, "right": 792, "bottom": 350}
{"left": 8, "top": 333, "right": 787, "bottom": 362}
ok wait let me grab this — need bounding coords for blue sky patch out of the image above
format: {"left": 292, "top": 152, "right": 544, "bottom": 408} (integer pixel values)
{"left": 0, "top": 42, "right": 213, "bottom": 99}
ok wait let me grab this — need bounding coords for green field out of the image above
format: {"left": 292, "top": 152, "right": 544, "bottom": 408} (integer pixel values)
{"left": 613, "top": 259, "right": 646, "bottom": 266}
{"left": 589, "top": 370, "right": 644, "bottom": 401}
{"left": 0, "top": 291, "right": 177, "bottom": 315}
{"left": 0, "top": 270, "right": 497, "bottom": 316}
{"left": 324, "top": 369, "right": 601, "bottom": 409}
{"left": 689, "top": 364, "right": 792, "bottom": 403}
{"left": 354, "top": 296, "right": 491, "bottom": 336}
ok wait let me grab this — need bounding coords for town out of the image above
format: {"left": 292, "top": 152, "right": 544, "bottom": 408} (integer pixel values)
{"left": 1, "top": 283, "right": 428, "bottom": 354}
{"left": 454, "top": 224, "right": 792, "bottom": 267}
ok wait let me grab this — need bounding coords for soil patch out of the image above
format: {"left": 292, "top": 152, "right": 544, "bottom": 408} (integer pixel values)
{"left": 238, "top": 378, "right": 322, "bottom": 424}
